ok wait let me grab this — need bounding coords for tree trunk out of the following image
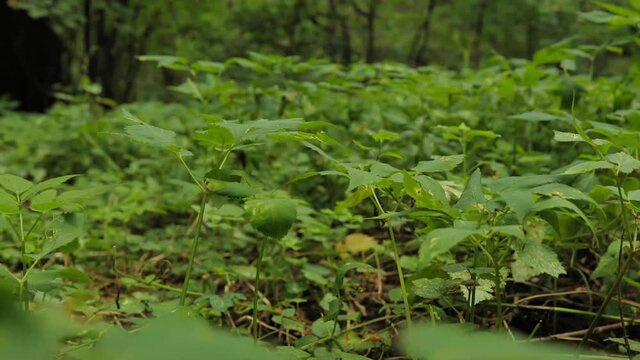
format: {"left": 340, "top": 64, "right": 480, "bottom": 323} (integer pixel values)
{"left": 469, "top": 0, "right": 487, "bottom": 68}
{"left": 407, "top": 0, "right": 438, "bottom": 66}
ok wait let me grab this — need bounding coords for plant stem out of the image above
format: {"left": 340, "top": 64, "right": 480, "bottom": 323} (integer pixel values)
{"left": 370, "top": 188, "right": 412, "bottom": 327}
{"left": 179, "top": 194, "right": 207, "bottom": 306}
{"left": 17, "top": 199, "right": 28, "bottom": 311}
{"left": 579, "top": 253, "right": 634, "bottom": 347}
{"left": 177, "top": 154, "right": 206, "bottom": 193}
{"left": 252, "top": 236, "right": 268, "bottom": 341}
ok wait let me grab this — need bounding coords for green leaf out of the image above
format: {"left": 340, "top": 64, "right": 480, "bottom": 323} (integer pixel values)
{"left": 29, "top": 189, "right": 61, "bottom": 213}
{"left": 21, "top": 175, "right": 77, "bottom": 201}
{"left": 553, "top": 131, "right": 583, "bottom": 142}
{"left": 595, "top": 1, "right": 640, "bottom": 17}
{"left": 0, "top": 264, "right": 18, "bottom": 285}
{"left": 346, "top": 168, "right": 382, "bottom": 192}
{"left": 311, "top": 318, "right": 338, "bottom": 338}
{"left": 413, "top": 155, "right": 464, "bottom": 173}
{"left": 563, "top": 160, "right": 613, "bottom": 174}
{"left": 606, "top": 152, "right": 640, "bottom": 174}
{"left": 0, "top": 174, "right": 33, "bottom": 195}
{"left": 57, "top": 186, "right": 111, "bottom": 211}
{"left": 455, "top": 169, "right": 485, "bottom": 210}
{"left": 532, "top": 197, "right": 595, "bottom": 235}
{"left": 419, "top": 227, "right": 478, "bottom": 267}
{"left": 125, "top": 124, "right": 177, "bottom": 148}
{"left": 490, "top": 225, "right": 525, "bottom": 240}
{"left": 516, "top": 239, "right": 566, "bottom": 278}
{"left": 510, "top": 111, "right": 563, "bottom": 122}
{"left": 137, "top": 55, "right": 190, "bottom": 70}
{"left": 0, "top": 190, "right": 18, "bottom": 215}
{"left": 247, "top": 198, "right": 297, "bottom": 239}
{"left": 531, "top": 183, "right": 597, "bottom": 205}
{"left": 500, "top": 190, "right": 533, "bottom": 224}
{"left": 372, "top": 129, "right": 400, "bottom": 143}
{"left": 403, "top": 324, "right": 583, "bottom": 360}
{"left": 195, "top": 125, "right": 236, "bottom": 148}
{"left": 592, "top": 240, "right": 623, "bottom": 279}
{"left": 413, "top": 278, "right": 453, "bottom": 300}
{"left": 39, "top": 225, "right": 82, "bottom": 258}
{"left": 415, "top": 175, "right": 449, "bottom": 206}
{"left": 91, "top": 312, "right": 282, "bottom": 360}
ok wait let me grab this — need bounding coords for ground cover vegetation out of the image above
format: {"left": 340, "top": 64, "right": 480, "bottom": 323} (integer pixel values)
{"left": 2, "top": 1, "right": 640, "bottom": 359}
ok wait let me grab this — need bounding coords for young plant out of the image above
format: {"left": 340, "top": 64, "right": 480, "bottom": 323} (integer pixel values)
{"left": 246, "top": 196, "right": 297, "bottom": 340}
{"left": 0, "top": 174, "right": 102, "bottom": 310}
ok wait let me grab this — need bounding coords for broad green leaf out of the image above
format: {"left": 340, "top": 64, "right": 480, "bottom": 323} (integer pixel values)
{"left": 91, "top": 312, "right": 281, "bottom": 360}
{"left": 0, "top": 174, "right": 33, "bottom": 195}
{"left": 372, "top": 129, "right": 400, "bottom": 142}
{"left": 531, "top": 183, "right": 597, "bottom": 205}
{"left": 57, "top": 186, "right": 111, "bottom": 211}
{"left": 125, "top": 124, "right": 177, "bottom": 148}
{"left": 553, "top": 131, "right": 583, "bottom": 142}
{"left": 592, "top": 240, "right": 622, "bottom": 279}
{"left": 0, "top": 190, "right": 18, "bottom": 215}
{"left": 403, "top": 324, "right": 583, "bottom": 360}
{"left": 413, "top": 278, "right": 453, "bottom": 300}
{"left": 628, "top": 190, "right": 640, "bottom": 202}
{"left": 595, "top": 1, "right": 640, "bottom": 17}
{"left": 191, "top": 60, "right": 224, "bottom": 74}
{"left": 500, "top": 190, "right": 533, "bottom": 224}
{"left": 606, "top": 152, "right": 640, "bottom": 174}
{"left": 0, "top": 264, "right": 18, "bottom": 285}
{"left": 510, "top": 111, "right": 562, "bottom": 122}
{"left": 532, "top": 197, "right": 595, "bottom": 235}
{"left": 455, "top": 169, "right": 485, "bottom": 210}
{"left": 564, "top": 160, "right": 613, "bottom": 174}
{"left": 208, "top": 171, "right": 258, "bottom": 198}
{"left": 246, "top": 198, "right": 297, "bottom": 239}
{"left": 413, "top": 155, "right": 464, "bottom": 173}
{"left": 137, "top": 55, "right": 189, "bottom": 69}
{"left": 488, "top": 175, "right": 557, "bottom": 193}
{"left": 311, "top": 318, "right": 338, "bottom": 338}
{"left": 39, "top": 225, "right": 82, "bottom": 258}
{"left": 419, "top": 228, "right": 478, "bottom": 267}
{"left": 580, "top": 10, "right": 619, "bottom": 23}
{"left": 21, "top": 175, "right": 77, "bottom": 201}
{"left": 516, "top": 239, "right": 566, "bottom": 278}
{"left": 490, "top": 225, "right": 525, "bottom": 240}
{"left": 415, "top": 175, "right": 449, "bottom": 206}
{"left": 346, "top": 168, "right": 382, "bottom": 192}
{"left": 29, "top": 189, "right": 61, "bottom": 213}
{"left": 195, "top": 125, "right": 236, "bottom": 148}
{"left": 607, "top": 338, "right": 640, "bottom": 352}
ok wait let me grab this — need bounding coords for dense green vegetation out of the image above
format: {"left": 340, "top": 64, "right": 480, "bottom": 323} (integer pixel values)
{"left": 2, "top": 1, "right": 640, "bottom": 359}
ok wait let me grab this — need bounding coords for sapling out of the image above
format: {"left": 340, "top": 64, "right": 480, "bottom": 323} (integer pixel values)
{"left": 246, "top": 197, "right": 297, "bottom": 340}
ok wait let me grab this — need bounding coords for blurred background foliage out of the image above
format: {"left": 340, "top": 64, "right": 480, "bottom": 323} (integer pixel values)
{"left": 2, "top": 0, "right": 638, "bottom": 110}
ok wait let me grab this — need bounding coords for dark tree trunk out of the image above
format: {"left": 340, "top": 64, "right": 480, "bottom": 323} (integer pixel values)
{"left": 407, "top": 0, "right": 438, "bottom": 66}
{"left": 337, "top": 0, "right": 352, "bottom": 64}
{"left": 525, "top": 4, "right": 539, "bottom": 60}
{"left": 470, "top": 0, "right": 487, "bottom": 68}
{"left": 351, "top": 0, "right": 378, "bottom": 63}
{"left": 0, "top": 2, "right": 62, "bottom": 111}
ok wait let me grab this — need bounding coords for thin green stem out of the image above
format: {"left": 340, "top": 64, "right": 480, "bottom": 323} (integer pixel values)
{"left": 370, "top": 188, "right": 412, "bottom": 327}
{"left": 179, "top": 194, "right": 207, "bottom": 306}
{"left": 252, "top": 236, "right": 269, "bottom": 341}
{"left": 177, "top": 154, "right": 206, "bottom": 193}
{"left": 579, "top": 253, "right": 635, "bottom": 347}
{"left": 17, "top": 200, "right": 28, "bottom": 311}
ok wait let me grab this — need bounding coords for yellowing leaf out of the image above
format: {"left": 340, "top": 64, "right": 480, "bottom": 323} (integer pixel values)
{"left": 341, "top": 233, "right": 378, "bottom": 254}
